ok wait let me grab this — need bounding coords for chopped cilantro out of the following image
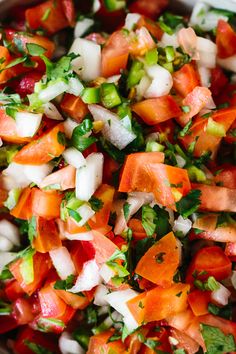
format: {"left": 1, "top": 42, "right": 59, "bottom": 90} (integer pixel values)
{"left": 57, "top": 131, "right": 66, "bottom": 146}
{"left": 201, "top": 324, "right": 236, "bottom": 354}
{"left": 155, "top": 252, "right": 166, "bottom": 264}
{"left": 28, "top": 216, "right": 37, "bottom": 243}
{"left": 24, "top": 340, "right": 53, "bottom": 354}
{"left": 54, "top": 274, "right": 75, "bottom": 290}
{"left": 176, "top": 190, "right": 201, "bottom": 218}
{"left": 123, "top": 202, "right": 131, "bottom": 221}
{"left": 89, "top": 197, "right": 104, "bottom": 212}
{"left": 26, "top": 43, "right": 46, "bottom": 56}
{"left": 179, "top": 119, "right": 192, "bottom": 137}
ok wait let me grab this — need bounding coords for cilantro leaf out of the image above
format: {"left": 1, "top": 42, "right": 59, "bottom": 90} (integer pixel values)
{"left": 57, "top": 131, "right": 66, "bottom": 146}
{"left": 176, "top": 190, "right": 201, "bottom": 218}
{"left": 26, "top": 43, "right": 46, "bottom": 56}
{"left": 67, "top": 208, "right": 82, "bottom": 223}
{"left": 24, "top": 340, "right": 53, "bottom": 354}
{"left": 89, "top": 197, "right": 104, "bottom": 212}
{"left": 201, "top": 324, "right": 236, "bottom": 354}
{"left": 153, "top": 205, "right": 171, "bottom": 238}
{"left": 71, "top": 119, "right": 97, "bottom": 152}
{"left": 179, "top": 119, "right": 192, "bottom": 137}
{"left": 28, "top": 216, "right": 37, "bottom": 243}
{"left": 142, "top": 205, "right": 157, "bottom": 236}
{"left": 54, "top": 274, "right": 75, "bottom": 290}
{"left": 123, "top": 202, "right": 131, "bottom": 221}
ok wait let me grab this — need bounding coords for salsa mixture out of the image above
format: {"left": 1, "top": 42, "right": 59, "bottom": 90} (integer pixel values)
{"left": 0, "top": 0, "right": 236, "bottom": 353}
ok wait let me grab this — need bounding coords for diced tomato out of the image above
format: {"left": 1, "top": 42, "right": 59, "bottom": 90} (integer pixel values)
{"left": 39, "top": 165, "right": 76, "bottom": 191}
{"left": 166, "top": 309, "right": 196, "bottom": 332}
{"left": 101, "top": 30, "right": 129, "bottom": 77}
{"left": 213, "top": 164, "right": 236, "bottom": 189}
{"left": 0, "top": 108, "right": 31, "bottom": 144}
{"left": 87, "top": 330, "right": 127, "bottom": 354}
{"left": 9, "top": 252, "right": 52, "bottom": 295}
{"left": 31, "top": 189, "right": 63, "bottom": 219}
{"left": 70, "top": 240, "right": 96, "bottom": 274}
{"left": 198, "top": 314, "right": 236, "bottom": 342}
{"left": 0, "top": 315, "right": 18, "bottom": 334}
{"left": 60, "top": 94, "right": 89, "bottom": 122}
{"left": 25, "top": 0, "right": 73, "bottom": 34}
{"left": 132, "top": 96, "right": 181, "bottom": 125}
{"left": 5, "top": 280, "right": 25, "bottom": 302}
{"left": 137, "top": 16, "right": 163, "bottom": 40}
{"left": 225, "top": 242, "right": 236, "bottom": 260}
{"left": 216, "top": 83, "right": 236, "bottom": 108}
{"left": 0, "top": 46, "right": 18, "bottom": 84}
{"left": 13, "top": 123, "right": 66, "bottom": 165}
{"left": 170, "top": 328, "right": 200, "bottom": 354}
{"left": 216, "top": 20, "right": 236, "bottom": 59}
{"left": 88, "top": 184, "right": 115, "bottom": 230}
{"left": 103, "top": 153, "right": 120, "bottom": 184}
{"left": 33, "top": 217, "right": 62, "bottom": 253}
{"left": 129, "top": 0, "right": 168, "bottom": 20}
{"left": 186, "top": 246, "right": 232, "bottom": 283}
{"left": 92, "top": 230, "right": 118, "bottom": 265}
{"left": 94, "top": 1, "right": 126, "bottom": 32}
{"left": 53, "top": 283, "right": 90, "bottom": 309}
{"left": 135, "top": 232, "right": 181, "bottom": 287}
{"left": 210, "top": 66, "right": 228, "bottom": 97}
{"left": 128, "top": 218, "right": 146, "bottom": 240}
{"left": 61, "top": 0, "right": 75, "bottom": 26}
{"left": 225, "top": 119, "right": 236, "bottom": 144}
{"left": 187, "top": 290, "right": 211, "bottom": 316}
{"left": 12, "top": 297, "right": 34, "bottom": 325}
{"left": 10, "top": 187, "right": 33, "bottom": 220}
{"left": 140, "top": 328, "right": 172, "bottom": 353}
{"left": 151, "top": 119, "right": 176, "bottom": 144}
{"left": 14, "top": 327, "right": 60, "bottom": 354}
{"left": 119, "top": 151, "right": 164, "bottom": 193}
{"left": 10, "top": 71, "right": 43, "bottom": 98}
{"left": 192, "top": 183, "right": 236, "bottom": 213}
{"left": 0, "top": 188, "right": 8, "bottom": 208}
{"left": 177, "top": 86, "right": 212, "bottom": 127}
{"left": 173, "top": 63, "right": 200, "bottom": 97}
{"left": 129, "top": 27, "right": 156, "bottom": 56}
{"left": 38, "top": 285, "right": 67, "bottom": 318}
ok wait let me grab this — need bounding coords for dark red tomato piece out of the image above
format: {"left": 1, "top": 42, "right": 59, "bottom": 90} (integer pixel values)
{"left": 5, "top": 280, "right": 25, "bottom": 302}
{"left": 216, "top": 20, "right": 236, "bottom": 58}
{"left": 12, "top": 298, "right": 34, "bottom": 325}
{"left": 0, "top": 315, "right": 18, "bottom": 334}
{"left": 129, "top": 0, "right": 168, "bottom": 20}
{"left": 213, "top": 164, "right": 236, "bottom": 189}
{"left": 210, "top": 66, "right": 228, "bottom": 97}
{"left": 173, "top": 63, "right": 200, "bottom": 97}
{"left": 10, "top": 71, "right": 42, "bottom": 98}
{"left": 186, "top": 246, "right": 232, "bottom": 283}
{"left": 95, "top": 0, "right": 126, "bottom": 32}
{"left": 61, "top": 0, "right": 75, "bottom": 26}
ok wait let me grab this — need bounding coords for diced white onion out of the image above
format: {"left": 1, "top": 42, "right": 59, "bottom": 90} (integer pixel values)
{"left": 196, "top": 37, "right": 217, "bottom": 68}
{"left": 160, "top": 32, "right": 179, "bottom": 48}
{"left": 0, "top": 252, "right": 17, "bottom": 272}
{"left": 104, "top": 289, "right": 139, "bottom": 332}
{"left": 64, "top": 231, "right": 94, "bottom": 241}
{"left": 92, "top": 0, "right": 101, "bottom": 13}
{"left": 15, "top": 112, "right": 42, "bottom": 138}
{"left": 136, "top": 75, "right": 151, "bottom": 101}
{"left": 3, "top": 163, "right": 30, "bottom": 189}
{"left": 211, "top": 282, "right": 231, "bottom": 306}
{"left": 106, "top": 75, "right": 121, "bottom": 83}
{"left": 0, "top": 220, "right": 20, "bottom": 246}
{"left": 59, "top": 332, "right": 85, "bottom": 354}
{"left": 169, "top": 336, "right": 179, "bottom": 346}
{"left": 175, "top": 154, "right": 186, "bottom": 168}
{"left": 190, "top": 2, "right": 229, "bottom": 31}
{"left": 217, "top": 55, "right": 236, "bottom": 73}
{"left": 23, "top": 163, "right": 53, "bottom": 185}
{"left": 63, "top": 118, "right": 79, "bottom": 139}
{"left": 124, "top": 13, "right": 141, "bottom": 30}
{"left": 67, "top": 77, "right": 84, "bottom": 96}
{"left": 94, "top": 284, "right": 110, "bottom": 306}
{"left": 144, "top": 64, "right": 173, "bottom": 98}
{"left": 39, "top": 80, "right": 69, "bottom": 102}
{"left": 0, "top": 138, "right": 2, "bottom": 147}
{"left": 70, "top": 259, "right": 101, "bottom": 293}
{"left": 74, "top": 18, "right": 94, "bottom": 38}
{"left": 70, "top": 38, "right": 101, "bottom": 81}
{"left": 89, "top": 105, "right": 136, "bottom": 150}
{"left": 189, "top": 2, "right": 210, "bottom": 28}
{"left": 99, "top": 263, "right": 116, "bottom": 283}
{"left": 204, "top": 0, "right": 236, "bottom": 12}
{"left": 198, "top": 65, "right": 211, "bottom": 88}
{"left": 0, "top": 236, "right": 14, "bottom": 252}
{"left": 49, "top": 247, "right": 76, "bottom": 280}
{"left": 43, "top": 102, "right": 63, "bottom": 121}
{"left": 173, "top": 215, "right": 192, "bottom": 236}
{"left": 62, "top": 147, "right": 86, "bottom": 169}
{"left": 76, "top": 152, "right": 104, "bottom": 201}
{"left": 76, "top": 204, "right": 95, "bottom": 227}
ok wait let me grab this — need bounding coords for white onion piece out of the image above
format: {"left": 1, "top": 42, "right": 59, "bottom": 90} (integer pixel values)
{"left": 189, "top": 2, "right": 210, "bottom": 28}
{"left": 205, "top": 96, "right": 216, "bottom": 110}
{"left": 39, "top": 80, "right": 69, "bottom": 102}
{"left": 74, "top": 18, "right": 94, "bottom": 38}
{"left": 70, "top": 38, "right": 101, "bottom": 81}
{"left": 64, "top": 231, "right": 94, "bottom": 241}
{"left": 106, "top": 75, "right": 121, "bottom": 83}
{"left": 89, "top": 105, "right": 136, "bottom": 150}
{"left": 76, "top": 152, "right": 104, "bottom": 201}
{"left": 196, "top": 37, "right": 217, "bottom": 68}
{"left": 173, "top": 215, "right": 192, "bottom": 236}
{"left": 3, "top": 163, "right": 30, "bottom": 189}
{"left": 67, "top": 77, "right": 84, "bottom": 96}
{"left": 217, "top": 55, "right": 236, "bottom": 73}
{"left": 204, "top": 0, "right": 236, "bottom": 12}
{"left": 59, "top": 332, "right": 85, "bottom": 354}
{"left": 0, "top": 220, "right": 20, "bottom": 246}
{"left": 104, "top": 289, "right": 139, "bottom": 332}
{"left": 190, "top": 2, "right": 228, "bottom": 31}
{"left": 136, "top": 75, "right": 152, "bottom": 101}
{"left": 92, "top": 0, "right": 101, "bottom": 12}
{"left": 175, "top": 154, "right": 186, "bottom": 168}
{"left": 63, "top": 118, "right": 79, "bottom": 138}
{"left": 198, "top": 66, "right": 211, "bottom": 88}
{"left": 15, "top": 112, "right": 42, "bottom": 138}
{"left": 144, "top": 64, "right": 173, "bottom": 98}
{"left": 0, "top": 252, "right": 17, "bottom": 272}
{"left": 62, "top": 147, "right": 86, "bottom": 169}
{"left": 50, "top": 247, "right": 76, "bottom": 280}
{"left": 99, "top": 263, "right": 116, "bottom": 283}
{"left": 160, "top": 32, "right": 179, "bottom": 48}
{"left": 124, "top": 13, "right": 141, "bottom": 30}
{"left": 76, "top": 204, "right": 95, "bottom": 227}
{"left": 43, "top": 102, "right": 63, "bottom": 120}
{"left": 23, "top": 163, "right": 53, "bottom": 185}
{"left": 94, "top": 284, "right": 110, "bottom": 306}
{"left": 0, "top": 138, "right": 2, "bottom": 147}
{"left": 0, "top": 236, "right": 14, "bottom": 252}
{"left": 211, "top": 282, "right": 231, "bottom": 306}
{"left": 70, "top": 259, "right": 101, "bottom": 293}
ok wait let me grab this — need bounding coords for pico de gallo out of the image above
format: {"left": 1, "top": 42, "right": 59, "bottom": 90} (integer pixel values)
{"left": 0, "top": 0, "right": 236, "bottom": 353}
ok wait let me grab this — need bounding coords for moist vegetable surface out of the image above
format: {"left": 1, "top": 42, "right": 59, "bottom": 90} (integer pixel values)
{"left": 0, "top": 0, "right": 236, "bottom": 353}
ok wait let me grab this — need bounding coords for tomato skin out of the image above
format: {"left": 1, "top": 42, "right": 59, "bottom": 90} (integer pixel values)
{"left": 170, "top": 328, "right": 200, "bottom": 354}
{"left": 132, "top": 96, "right": 181, "bottom": 125}
{"left": 12, "top": 298, "right": 34, "bottom": 325}
{"left": 13, "top": 123, "right": 66, "bottom": 165}
{"left": 87, "top": 330, "right": 127, "bottom": 354}
{"left": 5, "top": 280, "right": 25, "bottom": 302}
{"left": 173, "top": 63, "right": 200, "bottom": 97}
{"left": 39, "top": 165, "right": 76, "bottom": 191}
{"left": 225, "top": 242, "right": 236, "bottom": 260}
{"left": 129, "top": 0, "right": 168, "bottom": 20}
{"left": 186, "top": 246, "right": 232, "bottom": 283}
{"left": 33, "top": 217, "right": 62, "bottom": 253}
{"left": 187, "top": 290, "right": 211, "bottom": 316}
{"left": 38, "top": 285, "right": 67, "bottom": 318}
{"left": 60, "top": 94, "right": 89, "bottom": 122}
{"left": 213, "top": 165, "right": 236, "bottom": 189}
{"left": 216, "top": 20, "right": 236, "bottom": 58}
{"left": 10, "top": 71, "right": 43, "bottom": 98}
{"left": 31, "top": 189, "right": 63, "bottom": 220}
{"left": 135, "top": 232, "right": 181, "bottom": 287}
{"left": 10, "top": 188, "right": 33, "bottom": 220}
{"left": 210, "top": 66, "right": 228, "bottom": 97}
{"left": 0, "top": 315, "right": 18, "bottom": 334}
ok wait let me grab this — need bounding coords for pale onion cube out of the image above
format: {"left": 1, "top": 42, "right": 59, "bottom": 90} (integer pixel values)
{"left": 15, "top": 112, "right": 42, "bottom": 138}
{"left": 62, "top": 147, "right": 86, "bottom": 169}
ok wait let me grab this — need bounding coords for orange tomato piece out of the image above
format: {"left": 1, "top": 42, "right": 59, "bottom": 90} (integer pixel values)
{"left": 38, "top": 285, "right": 67, "bottom": 318}
{"left": 129, "top": 27, "right": 156, "bottom": 56}
{"left": 0, "top": 108, "right": 31, "bottom": 144}
{"left": 13, "top": 123, "right": 65, "bottom": 165}
{"left": 31, "top": 189, "right": 63, "bottom": 219}
{"left": 10, "top": 188, "right": 33, "bottom": 220}
{"left": 132, "top": 96, "right": 181, "bottom": 125}
{"left": 187, "top": 290, "right": 211, "bottom": 316}
{"left": 40, "top": 165, "right": 76, "bottom": 191}
{"left": 53, "top": 284, "right": 90, "bottom": 310}
{"left": 137, "top": 16, "right": 163, "bottom": 40}
{"left": 33, "top": 217, "right": 62, "bottom": 253}
{"left": 128, "top": 218, "right": 146, "bottom": 240}
{"left": 60, "top": 94, "right": 89, "bottom": 122}
{"left": 216, "top": 20, "right": 236, "bottom": 59}
{"left": 127, "top": 292, "right": 146, "bottom": 326}
{"left": 87, "top": 330, "right": 127, "bottom": 354}
{"left": 0, "top": 188, "right": 8, "bottom": 208}
{"left": 173, "top": 63, "right": 200, "bottom": 97}
{"left": 135, "top": 232, "right": 181, "bottom": 287}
